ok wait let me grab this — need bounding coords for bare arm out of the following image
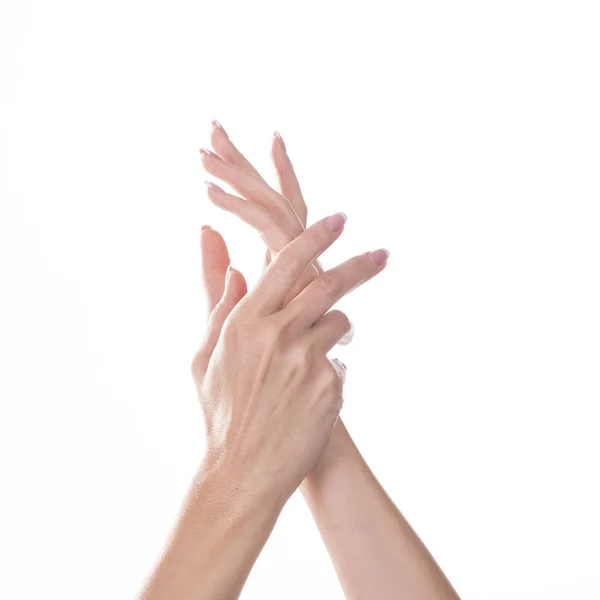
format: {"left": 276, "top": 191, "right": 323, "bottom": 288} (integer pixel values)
{"left": 301, "top": 421, "right": 459, "bottom": 600}
{"left": 137, "top": 210, "right": 387, "bottom": 599}
{"left": 138, "top": 463, "right": 282, "bottom": 600}
{"left": 202, "top": 121, "right": 460, "bottom": 600}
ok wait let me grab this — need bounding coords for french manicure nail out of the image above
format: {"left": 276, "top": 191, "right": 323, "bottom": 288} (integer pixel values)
{"left": 324, "top": 212, "right": 348, "bottom": 232}
{"left": 274, "top": 130, "right": 286, "bottom": 152}
{"left": 368, "top": 248, "right": 390, "bottom": 265}
{"left": 204, "top": 181, "right": 224, "bottom": 193}
{"left": 212, "top": 120, "right": 228, "bottom": 138}
{"left": 200, "top": 147, "right": 217, "bottom": 158}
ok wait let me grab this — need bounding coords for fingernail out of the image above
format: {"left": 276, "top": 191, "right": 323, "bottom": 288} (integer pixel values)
{"left": 324, "top": 212, "right": 347, "bottom": 232}
{"left": 211, "top": 120, "right": 228, "bottom": 137}
{"left": 225, "top": 265, "right": 232, "bottom": 285}
{"left": 274, "top": 130, "right": 286, "bottom": 152}
{"left": 199, "top": 147, "right": 217, "bottom": 159}
{"left": 204, "top": 180, "right": 224, "bottom": 193}
{"left": 368, "top": 248, "right": 390, "bottom": 265}
{"left": 201, "top": 224, "right": 212, "bottom": 232}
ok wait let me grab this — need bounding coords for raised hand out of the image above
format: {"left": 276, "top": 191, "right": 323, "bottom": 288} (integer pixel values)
{"left": 191, "top": 214, "right": 389, "bottom": 505}
{"left": 200, "top": 121, "right": 324, "bottom": 303}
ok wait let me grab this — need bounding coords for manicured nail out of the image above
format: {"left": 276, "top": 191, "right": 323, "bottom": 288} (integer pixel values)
{"left": 324, "top": 212, "right": 347, "bottom": 231}
{"left": 368, "top": 248, "right": 390, "bottom": 265}
{"left": 274, "top": 130, "right": 286, "bottom": 152}
{"left": 204, "top": 181, "right": 224, "bottom": 193}
{"left": 199, "top": 147, "right": 218, "bottom": 159}
{"left": 201, "top": 224, "right": 212, "bottom": 232}
{"left": 212, "top": 120, "right": 228, "bottom": 138}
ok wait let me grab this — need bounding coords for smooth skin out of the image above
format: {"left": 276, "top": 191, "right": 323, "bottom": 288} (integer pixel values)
{"left": 137, "top": 209, "right": 388, "bottom": 599}
{"left": 198, "top": 121, "right": 461, "bottom": 600}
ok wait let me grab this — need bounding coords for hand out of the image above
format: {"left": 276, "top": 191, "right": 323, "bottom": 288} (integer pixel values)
{"left": 191, "top": 215, "right": 389, "bottom": 507}
{"left": 201, "top": 121, "right": 324, "bottom": 304}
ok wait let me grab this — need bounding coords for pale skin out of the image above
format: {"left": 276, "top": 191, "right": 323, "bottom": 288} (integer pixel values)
{"left": 137, "top": 123, "right": 460, "bottom": 600}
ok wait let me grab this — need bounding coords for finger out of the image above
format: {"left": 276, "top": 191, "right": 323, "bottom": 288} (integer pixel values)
{"left": 282, "top": 264, "right": 321, "bottom": 307}
{"left": 330, "top": 358, "right": 347, "bottom": 385}
{"left": 284, "top": 248, "right": 390, "bottom": 330}
{"left": 200, "top": 225, "right": 230, "bottom": 315}
{"left": 271, "top": 131, "right": 308, "bottom": 227}
{"left": 247, "top": 212, "right": 348, "bottom": 315}
{"left": 310, "top": 310, "right": 354, "bottom": 351}
{"left": 208, "top": 122, "right": 308, "bottom": 242}
{"left": 205, "top": 181, "right": 295, "bottom": 253}
{"left": 200, "top": 147, "right": 304, "bottom": 237}
{"left": 210, "top": 120, "right": 263, "bottom": 179}
{"left": 193, "top": 266, "right": 248, "bottom": 376}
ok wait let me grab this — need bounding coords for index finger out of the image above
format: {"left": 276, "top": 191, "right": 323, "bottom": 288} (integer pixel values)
{"left": 283, "top": 248, "right": 390, "bottom": 330}
{"left": 210, "top": 120, "right": 263, "bottom": 180}
{"left": 271, "top": 131, "right": 308, "bottom": 227}
{"left": 246, "top": 212, "right": 348, "bottom": 315}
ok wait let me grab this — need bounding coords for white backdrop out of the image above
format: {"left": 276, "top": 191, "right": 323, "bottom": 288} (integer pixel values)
{"left": 1, "top": 1, "right": 599, "bottom": 598}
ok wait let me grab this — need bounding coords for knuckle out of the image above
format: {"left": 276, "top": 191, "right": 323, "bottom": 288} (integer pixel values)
{"left": 269, "top": 254, "right": 295, "bottom": 279}
{"left": 190, "top": 348, "right": 209, "bottom": 380}
{"left": 352, "top": 253, "right": 372, "bottom": 272}
{"left": 318, "top": 271, "right": 341, "bottom": 298}
{"left": 222, "top": 316, "right": 254, "bottom": 343}
{"left": 333, "top": 310, "right": 351, "bottom": 333}
{"left": 190, "top": 353, "right": 202, "bottom": 378}
{"left": 321, "top": 360, "right": 342, "bottom": 389}
{"left": 260, "top": 319, "right": 283, "bottom": 343}
{"left": 288, "top": 343, "right": 311, "bottom": 372}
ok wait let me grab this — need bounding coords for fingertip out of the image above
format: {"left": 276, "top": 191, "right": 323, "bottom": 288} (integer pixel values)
{"left": 205, "top": 180, "right": 225, "bottom": 193}
{"left": 211, "top": 120, "right": 228, "bottom": 138}
{"left": 324, "top": 212, "right": 348, "bottom": 232}
{"left": 368, "top": 248, "right": 390, "bottom": 266}
{"left": 273, "top": 130, "right": 286, "bottom": 152}
{"left": 223, "top": 266, "right": 248, "bottom": 304}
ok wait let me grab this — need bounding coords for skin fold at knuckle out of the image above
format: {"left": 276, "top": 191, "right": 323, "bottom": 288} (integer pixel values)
{"left": 269, "top": 253, "right": 296, "bottom": 280}
{"left": 318, "top": 270, "right": 341, "bottom": 299}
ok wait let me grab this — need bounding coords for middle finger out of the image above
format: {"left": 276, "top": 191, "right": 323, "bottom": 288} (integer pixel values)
{"left": 200, "top": 148, "right": 304, "bottom": 238}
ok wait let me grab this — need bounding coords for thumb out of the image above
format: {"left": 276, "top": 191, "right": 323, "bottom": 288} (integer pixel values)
{"left": 193, "top": 266, "right": 247, "bottom": 375}
{"left": 200, "top": 225, "right": 231, "bottom": 317}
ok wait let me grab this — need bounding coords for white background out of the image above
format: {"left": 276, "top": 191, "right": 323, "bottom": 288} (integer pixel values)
{"left": 1, "top": 1, "right": 599, "bottom": 598}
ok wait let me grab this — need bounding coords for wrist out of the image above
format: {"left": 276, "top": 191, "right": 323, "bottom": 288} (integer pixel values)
{"left": 300, "top": 418, "right": 357, "bottom": 494}
{"left": 194, "top": 453, "right": 286, "bottom": 527}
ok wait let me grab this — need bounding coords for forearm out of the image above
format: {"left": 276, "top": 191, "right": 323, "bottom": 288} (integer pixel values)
{"left": 138, "top": 461, "right": 283, "bottom": 600}
{"left": 301, "top": 420, "right": 460, "bottom": 600}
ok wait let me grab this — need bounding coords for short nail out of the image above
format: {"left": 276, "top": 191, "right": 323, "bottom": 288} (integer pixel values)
{"left": 201, "top": 224, "right": 212, "bottom": 232}
{"left": 199, "top": 147, "right": 217, "bottom": 158}
{"left": 368, "top": 248, "right": 390, "bottom": 265}
{"left": 204, "top": 181, "right": 224, "bottom": 193}
{"left": 324, "top": 212, "right": 348, "bottom": 232}
{"left": 212, "top": 120, "right": 228, "bottom": 137}
{"left": 274, "top": 130, "right": 286, "bottom": 152}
